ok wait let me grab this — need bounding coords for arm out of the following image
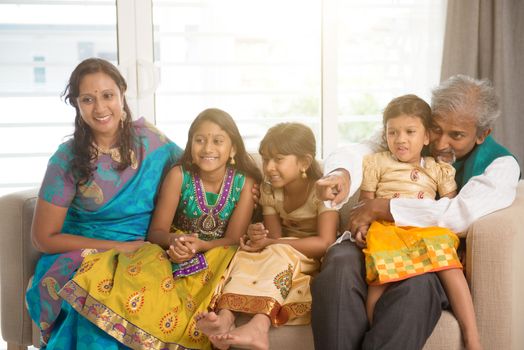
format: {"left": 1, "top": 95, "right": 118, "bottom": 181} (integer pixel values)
{"left": 391, "top": 156, "right": 520, "bottom": 232}
{"left": 147, "top": 165, "right": 183, "bottom": 248}
{"left": 317, "top": 143, "right": 374, "bottom": 208}
{"left": 261, "top": 210, "right": 339, "bottom": 259}
{"left": 31, "top": 199, "right": 145, "bottom": 254}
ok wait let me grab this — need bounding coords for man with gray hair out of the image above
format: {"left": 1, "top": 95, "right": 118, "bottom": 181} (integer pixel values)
{"left": 311, "top": 75, "right": 520, "bottom": 349}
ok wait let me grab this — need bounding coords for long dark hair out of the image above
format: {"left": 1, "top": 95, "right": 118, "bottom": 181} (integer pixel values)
{"left": 62, "top": 58, "right": 135, "bottom": 184}
{"left": 259, "top": 122, "right": 322, "bottom": 180}
{"left": 179, "top": 108, "right": 262, "bottom": 183}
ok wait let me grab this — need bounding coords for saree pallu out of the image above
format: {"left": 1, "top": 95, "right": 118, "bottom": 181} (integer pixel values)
{"left": 364, "top": 221, "right": 462, "bottom": 285}
{"left": 26, "top": 141, "right": 180, "bottom": 349}
{"left": 213, "top": 242, "right": 319, "bottom": 326}
{"left": 59, "top": 243, "right": 236, "bottom": 350}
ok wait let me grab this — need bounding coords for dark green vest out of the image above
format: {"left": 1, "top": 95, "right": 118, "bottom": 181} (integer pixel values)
{"left": 453, "top": 135, "right": 515, "bottom": 190}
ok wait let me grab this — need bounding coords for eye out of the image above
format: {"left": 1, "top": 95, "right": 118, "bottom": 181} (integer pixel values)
{"left": 450, "top": 133, "right": 465, "bottom": 140}
{"left": 103, "top": 92, "right": 114, "bottom": 100}
{"left": 387, "top": 130, "right": 396, "bottom": 136}
{"left": 194, "top": 137, "right": 204, "bottom": 144}
{"left": 213, "top": 138, "right": 224, "bottom": 145}
{"left": 430, "top": 125, "right": 442, "bottom": 134}
{"left": 79, "top": 96, "right": 94, "bottom": 104}
{"left": 407, "top": 129, "right": 416, "bottom": 135}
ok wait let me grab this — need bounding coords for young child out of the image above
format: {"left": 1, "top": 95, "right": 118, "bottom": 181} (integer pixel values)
{"left": 196, "top": 122, "right": 339, "bottom": 350}
{"left": 60, "top": 108, "right": 262, "bottom": 350}
{"left": 358, "top": 94, "right": 481, "bottom": 350}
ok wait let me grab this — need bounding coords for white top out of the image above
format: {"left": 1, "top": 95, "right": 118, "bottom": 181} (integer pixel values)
{"left": 324, "top": 143, "right": 521, "bottom": 232}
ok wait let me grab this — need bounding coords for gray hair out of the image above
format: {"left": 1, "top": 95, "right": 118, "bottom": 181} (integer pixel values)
{"left": 431, "top": 74, "right": 500, "bottom": 134}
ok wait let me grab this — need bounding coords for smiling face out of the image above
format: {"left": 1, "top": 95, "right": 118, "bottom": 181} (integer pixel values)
{"left": 386, "top": 114, "right": 429, "bottom": 164}
{"left": 429, "top": 111, "right": 490, "bottom": 163}
{"left": 77, "top": 71, "right": 124, "bottom": 145}
{"left": 190, "top": 120, "right": 236, "bottom": 176}
{"left": 260, "top": 150, "right": 309, "bottom": 189}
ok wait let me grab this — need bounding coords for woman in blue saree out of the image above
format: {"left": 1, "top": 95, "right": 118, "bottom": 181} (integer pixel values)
{"left": 25, "top": 58, "right": 182, "bottom": 349}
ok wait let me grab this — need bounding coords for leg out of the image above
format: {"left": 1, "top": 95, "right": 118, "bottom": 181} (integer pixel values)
{"left": 366, "top": 284, "right": 388, "bottom": 325}
{"left": 211, "top": 313, "right": 270, "bottom": 350}
{"left": 311, "top": 240, "right": 368, "bottom": 350}
{"left": 363, "top": 273, "right": 449, "bottom": 350}
{"left": 438, "top": 269, "right": 481, "bottom": 350}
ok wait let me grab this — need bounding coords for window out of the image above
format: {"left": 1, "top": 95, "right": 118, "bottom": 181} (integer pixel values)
{"left": 0, "top": 0, "right": 117, "bottom": 196}
{"left": 0, "top": 0, "right": 447, "bottom": 195}
{"left": 152, "top": 0, "right": 322, "bottom": 152}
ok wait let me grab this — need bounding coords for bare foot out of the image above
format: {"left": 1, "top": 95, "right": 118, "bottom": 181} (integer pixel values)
{"left": 213, "top": 314, "right": 270, "bottom": 350}
{"left": 195, "top": 311, "right": 235, "bottom": 336}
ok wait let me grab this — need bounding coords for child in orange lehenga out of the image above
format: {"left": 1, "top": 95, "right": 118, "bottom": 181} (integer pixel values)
{"left": 356, "top": 94, "right": 481, "bottom": 350}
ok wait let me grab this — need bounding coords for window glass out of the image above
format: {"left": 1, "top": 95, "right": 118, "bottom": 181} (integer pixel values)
{"left": 336, "top": 0, "right": 446, "bottom": 144}
{"left": 0, "top": 1, "right": 117, "bottom": 195}
{"left": 152, "top": 0, "right": 322, "bottom": 151}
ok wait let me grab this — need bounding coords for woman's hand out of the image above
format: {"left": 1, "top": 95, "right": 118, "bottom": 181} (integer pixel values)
{"left": 115, "top": 240, "right": 147, "bottom": 253}
{"left": 246, "top": 222, "right": 268, "bottom": 243}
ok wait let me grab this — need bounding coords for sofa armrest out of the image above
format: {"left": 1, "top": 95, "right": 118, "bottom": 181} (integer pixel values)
{"left": 0, "top": 188, "right": 40, "bottom": 346}
{"left": 466, "top": 180, "right": 524, "bottom": 350}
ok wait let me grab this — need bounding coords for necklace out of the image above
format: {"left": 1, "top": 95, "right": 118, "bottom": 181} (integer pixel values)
{"left": 193, "top": 167, "right": 234, "bottom": 234}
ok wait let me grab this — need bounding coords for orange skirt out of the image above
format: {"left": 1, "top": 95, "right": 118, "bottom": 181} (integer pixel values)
{"left": 363, "top": 221, "right": 462, "bottom": 285}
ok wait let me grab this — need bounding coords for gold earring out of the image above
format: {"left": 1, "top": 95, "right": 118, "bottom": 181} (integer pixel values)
{"left": 230, "top": 156, "right": 236, "bottom": 165}
{"left": 301, "top": 169, "right": 307, "bottom": 179}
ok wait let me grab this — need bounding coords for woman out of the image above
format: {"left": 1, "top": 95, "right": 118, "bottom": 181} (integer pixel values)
{"left": 25, "top": 58, "right": 182, "bottom": 349}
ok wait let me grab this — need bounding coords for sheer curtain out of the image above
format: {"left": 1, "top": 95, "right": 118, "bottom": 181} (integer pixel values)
{"left": 441, "top": 0, "right": 524, "bottom": 167}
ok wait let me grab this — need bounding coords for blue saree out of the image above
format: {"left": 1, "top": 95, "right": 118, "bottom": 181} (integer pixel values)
{"left": 26, "top": 119, "right": 182, "bottom": 349}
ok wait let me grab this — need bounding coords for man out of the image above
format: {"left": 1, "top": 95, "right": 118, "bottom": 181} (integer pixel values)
{"left": 312, "top": 75, "right": 521, "bottom": 350}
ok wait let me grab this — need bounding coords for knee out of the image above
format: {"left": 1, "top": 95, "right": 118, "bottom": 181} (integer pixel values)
{"left": 316, "top": 242, "right": 364, "bottom": 284}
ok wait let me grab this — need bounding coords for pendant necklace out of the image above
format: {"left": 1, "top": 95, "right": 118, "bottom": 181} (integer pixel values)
{"left": 193, "top": 167, "right": 234, "bottom": 234}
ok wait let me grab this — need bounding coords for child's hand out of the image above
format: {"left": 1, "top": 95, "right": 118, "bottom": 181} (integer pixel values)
{"left": 354, "top": 225, "right": 369, "bottom": 248}
{"left": 246, "top": 222, "right": 268, "bottom": 242}
{"left": 166, "top": 233, "right": 198, "bottom": 263}
{"left": 239, "top": 234, "right": 270, "bottom": 252}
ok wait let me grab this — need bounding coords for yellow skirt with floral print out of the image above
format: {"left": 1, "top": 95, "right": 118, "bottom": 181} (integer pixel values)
{"left": 363, "top": 221, "right": 462, "bottom": 285}
{"left": 59, "top": 243, "right": 236, "bottom": 350}
{"left": 212, "top": 241, "right": 319, "bottom": 326}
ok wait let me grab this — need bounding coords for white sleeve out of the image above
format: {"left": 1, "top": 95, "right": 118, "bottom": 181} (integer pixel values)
{"left": 390, "top": 156, "right": 521, "bottom": 233}
{"left": 322, "top": 143, "right": 374, "bottom": 208}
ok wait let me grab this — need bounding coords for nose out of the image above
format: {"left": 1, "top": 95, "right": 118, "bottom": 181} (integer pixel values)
{"left": 265, "top": 159, "right": 276, "bottom": 172}
{"left": 203, "top": 140, "right": 213, "bottom": 152}
{"left": 395, "top": 132, "right": 407, "bottom": 143}
{"left": 93, "top": 97, "right": 105, "bottom": 113}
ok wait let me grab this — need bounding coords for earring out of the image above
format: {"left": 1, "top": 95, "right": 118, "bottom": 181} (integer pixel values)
{"left": 301, "top": 169, "right": 307, "bottom": 179}
{"left": 230, "top": 156, "right": 236, "bottom": 165}
{"left": 120, "top": 110, "right": 127, "bottom": 129}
